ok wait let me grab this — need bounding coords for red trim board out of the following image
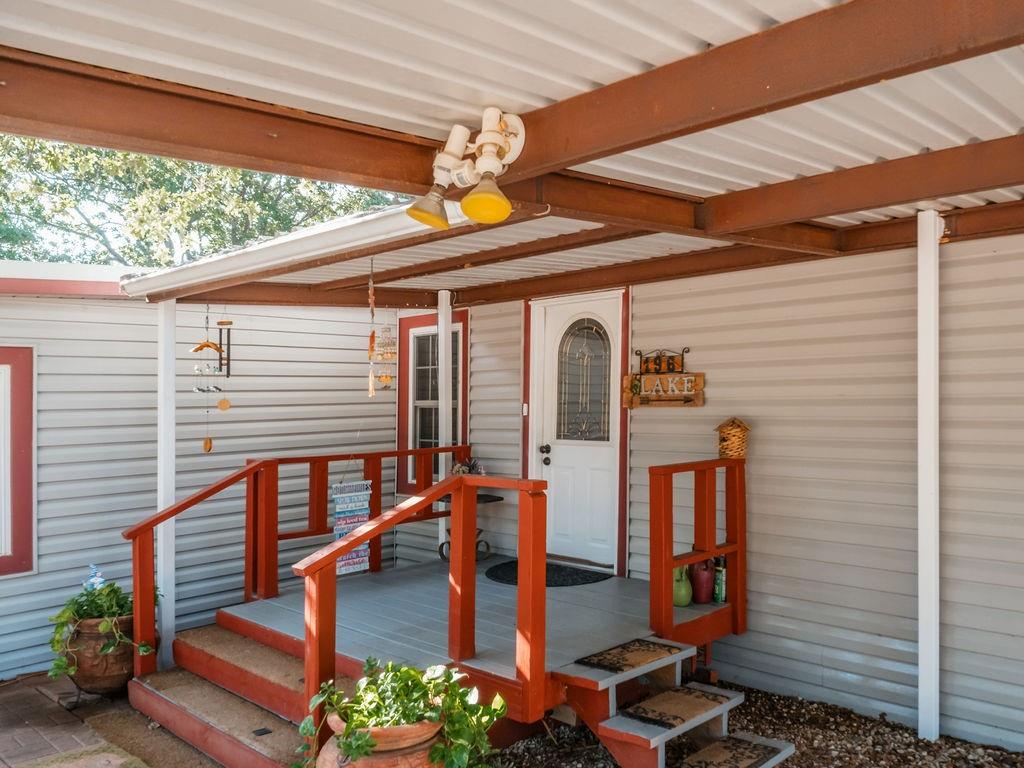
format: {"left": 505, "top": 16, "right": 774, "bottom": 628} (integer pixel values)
{"left": 396, "top": 310, "right": 470, "bottom": 494}
{"left": 0, "top": 347, "right": 34, "bottom": 576}
{"left": 0, "top": 277, "right": 123, "bottom": 297}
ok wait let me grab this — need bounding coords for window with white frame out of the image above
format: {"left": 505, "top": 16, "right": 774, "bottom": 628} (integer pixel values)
{"left": 407, "top": 324, "right": 462, "bottom": 475}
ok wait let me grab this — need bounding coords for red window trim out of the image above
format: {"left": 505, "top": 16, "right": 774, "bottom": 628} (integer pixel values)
{"left": 0, "top": 347, "right": 35, "bottom": 577}
{"left": 396, "top": 310, "right": 470, "bottom": 495}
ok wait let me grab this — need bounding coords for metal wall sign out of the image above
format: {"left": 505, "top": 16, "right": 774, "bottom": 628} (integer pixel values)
{"left": 623, "top": 347, "right": 705, "bottom": 408}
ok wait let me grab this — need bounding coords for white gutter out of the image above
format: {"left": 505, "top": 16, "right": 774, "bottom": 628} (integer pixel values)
{"left": 120, "top": 202, "right": 467, "bottom": 298}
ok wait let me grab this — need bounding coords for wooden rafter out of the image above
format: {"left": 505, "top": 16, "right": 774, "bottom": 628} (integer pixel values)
{"left": 505, "top": 0, "right": 1024, "bottom": 182}
{"left": 177, "top": 283, "right": 436, "bottom": 308}
{"left": 321, "top": 225, "right": 646, "bottom": 291}
{"left": 700, "top": 135, "right": 1024, "bottom": 234}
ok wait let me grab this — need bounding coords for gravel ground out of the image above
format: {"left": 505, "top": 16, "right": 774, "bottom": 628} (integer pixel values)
{"left": 497, "top": 682, "right": 1024, "bottom": 768}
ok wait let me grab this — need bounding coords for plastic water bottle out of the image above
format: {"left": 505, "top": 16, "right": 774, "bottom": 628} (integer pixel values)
{"left": 713, "top": 556, "right": 726, "bottom": 603}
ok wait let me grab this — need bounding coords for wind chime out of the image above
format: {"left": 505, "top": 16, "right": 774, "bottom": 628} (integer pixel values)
{"left": 192, "top": 306, "right": 232, "bottom": 452}
{"left": 365, "top": 258, "right": 397, "bottom": 397}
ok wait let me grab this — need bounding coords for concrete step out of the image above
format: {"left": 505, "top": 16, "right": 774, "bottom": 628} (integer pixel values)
{"left": 128, "top": 669, "right": 300, "bottom": 768}
{"left": 553, "top": 636, "right": 695, "bottom": 694}
{"left": 597, "top": 683, "right": 744, "bottom": 768}
{"left": 679, "top": 732, "right": 795, "bottom": 768}
{"left": 174, "top": 624, "right": 311, "bottom": 723}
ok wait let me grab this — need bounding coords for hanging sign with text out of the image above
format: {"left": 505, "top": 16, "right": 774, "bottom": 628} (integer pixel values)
{"left": 623, "top": 348, "right": 705, "bottom": 408}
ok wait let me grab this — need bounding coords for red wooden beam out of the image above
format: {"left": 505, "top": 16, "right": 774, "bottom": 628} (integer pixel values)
{"left": 131, "top": 534, "right": 157, "bottom": 677}
{"left": 304, "top": 568, "right": 337, "bottom": 750}
{"left": 506, "top": 0, "right": 1024, "bottom": 182}
{"left": 648, "top": 472, "right": 674, "bottom": 639}
{"left": 178, "top": 283, "right": 438, "bottom": 308}
{"left": 448, "top": 483, "right": 478, "bottom": 662}
{"left": 256, "top": 461, "right": 279, "bottom": 600}
{"left": 364, "top": 457, "right": 384, "bottom": 573}
{"left": 701, "top": 135, "right": 1024, "bottom": 234}
{"left": 516, "top": 489, "right": 547, "bottom": 722}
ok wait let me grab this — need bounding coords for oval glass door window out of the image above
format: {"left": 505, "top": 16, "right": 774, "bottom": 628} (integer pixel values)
{"left": 556, "top": 318, "right": 611, "bottom": 441}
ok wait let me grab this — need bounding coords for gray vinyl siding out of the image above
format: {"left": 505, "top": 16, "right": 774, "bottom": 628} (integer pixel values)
{"left": 0, "top": 297, "right": 397, "bottom": 678}
{"left": 938, "top": 235, "right": 1024, "bottom": 750}
{"left": 628, "top": 250, "right": 921, "bottom": 728}
{"left": 394, "top": 302, "right": 524, "bottom": 565}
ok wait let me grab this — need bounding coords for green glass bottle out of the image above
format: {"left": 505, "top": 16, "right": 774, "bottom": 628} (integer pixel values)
{"left": 713, "top": 557, "right": 726, "bottom": 603}
{"left": 673, "top": 566, "right": 692, "bottom": 607}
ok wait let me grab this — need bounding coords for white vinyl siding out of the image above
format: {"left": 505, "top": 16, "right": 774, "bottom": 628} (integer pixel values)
{"left": 629, "top": 250, "right": 920, "bottom": 727}
{"left": 938, "top": 235, "right": 1024, "bottom": 750}
{"left": 0, "top": 298, "right": 396, "bottom": 678}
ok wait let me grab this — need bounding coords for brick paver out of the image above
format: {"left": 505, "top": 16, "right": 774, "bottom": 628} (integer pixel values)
{"left": 0, "top": 680, "right": 103, "bottom": 766}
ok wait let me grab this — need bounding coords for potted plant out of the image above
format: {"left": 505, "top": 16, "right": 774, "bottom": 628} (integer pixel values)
{"left": 48, "top": 565, "right": 155, "bottom": 695}
{"left": 298, "top": 658, "right": 506, "bottom": 768}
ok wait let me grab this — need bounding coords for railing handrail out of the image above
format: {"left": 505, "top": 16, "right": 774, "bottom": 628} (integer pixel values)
{"left": 120, "top": 445, "right": 472, "bottom": 541}
{"left": 293, "top": 475, "right": 460, "bottom": 577}
{"left": 648, "top": 457, "right": 744, "bottom": 475}
{"left": 122, "top": 462, "right": 265, "bottom": 540}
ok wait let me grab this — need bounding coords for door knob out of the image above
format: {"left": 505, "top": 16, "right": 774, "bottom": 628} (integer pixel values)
{"left": 539, "top": 444, "right": 551, "bottom": 454}
{"left": 542, "top": 457, "right": 551, "bottom": 466}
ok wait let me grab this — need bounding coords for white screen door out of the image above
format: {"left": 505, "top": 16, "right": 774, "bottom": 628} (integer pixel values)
{"left": 530, "top": 292, "right": 621, "bottom": 569}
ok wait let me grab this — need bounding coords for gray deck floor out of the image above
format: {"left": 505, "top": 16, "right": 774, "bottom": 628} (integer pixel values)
{"left": 221, "top": 557, "right": 720, "bottom": 680}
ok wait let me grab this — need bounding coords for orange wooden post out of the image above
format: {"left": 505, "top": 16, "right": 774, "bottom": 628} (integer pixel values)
{"left": 454, "top": 444, "right": 471, "bottom": 463}
{"left": 256, "top": 460, "right": 280, "bottom": 599}
{"left": 414, "top": 452, "right": 433, "bottom": 492}
{"left": 308, "top": 460, "right": 329, "bottom": 532}
{"left": 131, "top": 534, "right": 157, "bottom": 677}
{"left": 516, "top": 488, "right": 547, "bottom": 722}
{"left": 448, "top": 480, "right": 477, "bottom": 661}
{"left": 363, "top": 457, "right": 383, "bottom": 572}
{"left": 304, "top": 567, "right": 337, "bottom": 750}
{"left": 244, "top": 460, "right": 259, "bottom": 602}
{"left": 693, "top": 468, "right": 716, "bottom": 552}
{"left": 725, "top": 461, "right": 748, "bottom": 634}
{"left": 648, "top": 470, "right": 674, "bottom": 637}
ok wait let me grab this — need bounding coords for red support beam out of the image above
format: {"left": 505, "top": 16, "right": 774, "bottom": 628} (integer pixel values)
{"left": 415, "top": 453, "right": 434, "bottom": 493}
{"left": 256, "top": 461, "right": 279, "bottom": 599}
{"left": 363, "top": 457, "right": 384, "bottom": 572}
{"left": 648, "top": 472, "right": 674, "bottom": 638}
{"left": 506, "top": 0, "right": 1024, "bottom": 182}
{"left": 693, "top": 469, "right": 717, "bottom": 552}
{"left": 448, "top": 483, "right": 478, "bottom": 662}
{"left": 725, "top": 462, "right": 748, "bottom": 635}
{"left": 244, "top": 460, "right": 259, "bottom": 603}
{"left": 131, "top": 534, "right": 157, "bottom": 677}
{"left": 516, "top": 489, "right": 547, "bottom": 723}
{"left": 178, "top": 283, "right": 438, "bottom": 308}
{"left": 308, "top": 460, "right": 329, "bottom": 533}
{"left": 303, "top": 568, "right": 337, "bottom": 750}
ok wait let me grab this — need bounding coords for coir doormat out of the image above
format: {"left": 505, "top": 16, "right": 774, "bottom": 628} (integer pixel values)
{"left": 574, "top": 638, "right": 679, "bottom": 673}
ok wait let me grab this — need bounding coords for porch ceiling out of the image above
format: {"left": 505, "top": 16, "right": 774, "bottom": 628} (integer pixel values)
{"left": 4, "top": 1, "right": 1024, "bottom": 305}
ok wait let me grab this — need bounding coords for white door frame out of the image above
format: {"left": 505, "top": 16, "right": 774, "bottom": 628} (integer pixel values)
{"left": 527, "top": 289, "right": 624, "bottom": 572}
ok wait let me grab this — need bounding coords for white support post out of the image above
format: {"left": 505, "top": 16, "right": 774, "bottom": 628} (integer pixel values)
{"left": 917, "top": 209, "right": 943, "bottom": 740}
{"left": 437, "top": 290, "right": 453, "bottom": 546}
{"left": 156, "top": 300, "right": 177, "bottom": 669}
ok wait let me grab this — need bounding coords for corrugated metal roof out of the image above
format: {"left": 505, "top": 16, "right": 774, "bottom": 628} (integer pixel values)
{"left": 385, "top": 233, "right": 730, "bottom": 289}
{"left": 271, "top": 216, "right": 599, "bottom": 284}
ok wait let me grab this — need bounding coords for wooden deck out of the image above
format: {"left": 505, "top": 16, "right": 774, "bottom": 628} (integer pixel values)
{"left": 220, "top": 557, "right": 724, "bottom": 681}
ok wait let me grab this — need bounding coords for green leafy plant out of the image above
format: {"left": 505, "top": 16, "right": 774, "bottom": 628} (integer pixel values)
{"left": 48, "top": 565, "right": 154, "bottom": 679}
{"left": 296, "top": 658, "right": 506, "bottom": 768}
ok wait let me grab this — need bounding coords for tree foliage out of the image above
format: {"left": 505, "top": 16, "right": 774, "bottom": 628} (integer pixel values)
{"left": 0, "top": 133, "right": 405, "bottom": 267}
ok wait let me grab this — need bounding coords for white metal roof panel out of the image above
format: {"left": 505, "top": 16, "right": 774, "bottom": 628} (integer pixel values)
{"left": 385, "top": 233, "right": 730, "bottom": 290}
{"left": 270, "top": 216, "right": 600, "bottom": 284}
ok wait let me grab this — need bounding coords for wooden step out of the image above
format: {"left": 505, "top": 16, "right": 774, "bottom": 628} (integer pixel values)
{"left": 679, "top": 732, "right": 794, "bottom": 768}
{"left": 553, "top": 636, "right": 695, "bottom": 692}
{"left": 128, "top": 669, "right": 300, "bottom": 768}
{"left": 174, "top": 624, "right": 313, "bottom": 723}
{"left": 598, "top": 682, "right": 744, "bottom": 752}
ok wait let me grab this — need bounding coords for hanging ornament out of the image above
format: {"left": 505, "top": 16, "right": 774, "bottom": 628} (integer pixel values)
{"left": 191, "top": 304, "right": 232, "bottom": 453}
{"left": 373, "top": 325, "right": 396, "bottom": 389}
{"left": 367, "top": 256, "right": 377, "bottom": 398}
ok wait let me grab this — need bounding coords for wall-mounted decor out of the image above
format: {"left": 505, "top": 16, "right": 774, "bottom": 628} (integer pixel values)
{"left": 622, "top": 347, "right": 705, "bottom": 408}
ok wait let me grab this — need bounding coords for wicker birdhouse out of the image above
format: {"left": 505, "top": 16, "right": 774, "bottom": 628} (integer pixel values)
{"left": 715, "top": 417, "right": 750, "bottom": 459}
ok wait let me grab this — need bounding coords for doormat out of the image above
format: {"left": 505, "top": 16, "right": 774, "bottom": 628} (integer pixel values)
{"left": 619, "top": 686, "right": 730, "bottom": 729}
{"left": 574, "top": 638, "right": 679, "bottom": 673}
{"left": 484, "top": 559, "right": 612, "bottom": 587}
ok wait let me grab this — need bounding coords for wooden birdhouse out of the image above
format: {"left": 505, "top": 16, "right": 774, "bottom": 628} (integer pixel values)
{"left": 715, "top": 417, "right": 750, "bottom": 459}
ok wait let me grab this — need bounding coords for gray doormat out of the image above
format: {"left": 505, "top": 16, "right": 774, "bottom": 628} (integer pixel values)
{"left": 484, "top": 559, "right": 612, "bottom": 587}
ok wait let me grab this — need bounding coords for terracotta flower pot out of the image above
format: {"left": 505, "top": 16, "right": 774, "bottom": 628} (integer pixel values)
{"left": 317, "top": 712, "right": 442, "bottom": 767}
{"left": 66, "top": 615, "right": 134, "bottom": 695}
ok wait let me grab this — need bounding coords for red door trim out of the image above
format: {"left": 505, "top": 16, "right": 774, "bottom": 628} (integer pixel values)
{"left": 396, "top": 310, "right": 470, "bottom": 494}
{"left": 0, "top": 346, "right": 35, "bottom": 577}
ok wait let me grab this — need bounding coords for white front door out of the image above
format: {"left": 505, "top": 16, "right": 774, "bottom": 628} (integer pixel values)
{"left": 530, "top": 292, "right": 622, "bottom": 569}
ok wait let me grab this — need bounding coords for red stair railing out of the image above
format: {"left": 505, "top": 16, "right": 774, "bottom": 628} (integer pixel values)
{"left": 648, "top": 458, "right": 747, "bottom": 647}
{"left": 121, "top": 445, "right": 469, "bottom": 678}
{"left": 291, "top": 473, "right": 549, "bottom": 738}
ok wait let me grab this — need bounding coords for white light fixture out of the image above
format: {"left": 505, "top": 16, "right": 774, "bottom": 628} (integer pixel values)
{"left": 407, "top": 108, "right": 525, "bottom": 230}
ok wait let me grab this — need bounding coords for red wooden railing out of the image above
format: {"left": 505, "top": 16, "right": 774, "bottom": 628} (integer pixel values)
{"left": 121, "top": 445, "right": 469, "bottom": 677}
{"left": 648, "top": 458, "right": 747, "bottom": 646}
{"left": 292, "top": 473, "right": 549, "bottom": 733}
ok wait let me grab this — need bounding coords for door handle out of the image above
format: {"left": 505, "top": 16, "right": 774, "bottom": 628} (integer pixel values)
{"left": 539, "top": 444, "right": 551, "bottom": 454}
{"left": 542, "top": 457, "right": 551, "bottom": 466}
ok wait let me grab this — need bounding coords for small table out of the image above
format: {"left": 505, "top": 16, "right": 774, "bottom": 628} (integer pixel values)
{"left": 436, "top": 493, "right": 503, "bottom": 561}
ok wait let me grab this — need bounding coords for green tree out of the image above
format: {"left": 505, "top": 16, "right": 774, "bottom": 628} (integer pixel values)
{"left": 0, "top": 133, "right": 405, "bottom": 267}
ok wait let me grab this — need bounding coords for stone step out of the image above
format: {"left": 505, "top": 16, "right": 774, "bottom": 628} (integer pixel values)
{"left": 679, "top": 732, "right": 795, "bottom": 768}
{"left": 128, "top": 668, "right": 300, "bottom": 768}
{"left": 598, "top": 682, "right": 744, "bottom": 753}
{"left": 553, "top": 636, "right": 695, "bottom": 694}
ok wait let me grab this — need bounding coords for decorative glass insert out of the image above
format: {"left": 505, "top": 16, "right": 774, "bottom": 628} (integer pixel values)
{"left": 556, "top": 318, "right": 611, "bottom": 441}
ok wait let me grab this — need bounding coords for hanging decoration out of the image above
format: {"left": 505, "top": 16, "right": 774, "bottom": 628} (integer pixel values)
{"left": 372, "top": 326, "right": 397, "bottom": 389}
{"left": 192, "top": 305, "right": 233, "bottom": 452}
{"left": 367, "top": 257, "right": 376, "bottom": 398}
{"left": 622, "top": 346, "right": 706, "bottom": 408}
